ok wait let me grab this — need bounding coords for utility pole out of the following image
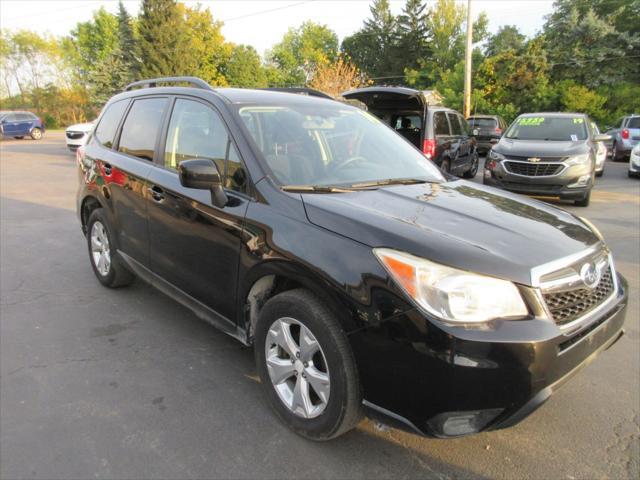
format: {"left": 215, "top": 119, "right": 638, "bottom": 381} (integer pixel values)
{"left": 463, "top": 0, "right": 473, "bottom": 118}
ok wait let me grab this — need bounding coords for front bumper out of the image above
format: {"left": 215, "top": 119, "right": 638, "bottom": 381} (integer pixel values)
{"left": 629, "top": 153, "right": 640, "bottom": 175}
{"left": 354, "top": 274, "right": 628, "bottom": 438}
{"left": 483, "top": 161, "right": 593, "bottom": 200}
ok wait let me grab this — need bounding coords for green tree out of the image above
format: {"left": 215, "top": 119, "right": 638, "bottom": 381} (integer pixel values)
{"left": 405, "top": 0, "right": 488, "bottom": 87}
{"left": 543, "top": 0, "right": 640, "bottom": 88}
{"left": 556, "top": 81, "right": 607, "bottom": 122}
{"left": 395, "top": 0, "right": 430, "bottom": 73}
{"left": 69, "top": 7, "right": 119, "bottom": 75}
{"left": 341, "top": 0, "right": 398, "bottom": 81}
{"left": 267, "top": 21, "right": 338, "bottom": 85}
{"left": 137, "top": 0, "right": 187, "bottom": 78}
{"left": 225, "top": 45, "right": 267, "bottom": 88}
{"left": 484, "top": 25, "right": 526, "bottom": 57}
{"left": 115, "top": 0, "right": 138, "bottom": 82}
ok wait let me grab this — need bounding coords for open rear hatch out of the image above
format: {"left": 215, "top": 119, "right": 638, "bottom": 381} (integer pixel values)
{"left": 342, "top": 87, "right": 427, "bottom": 111}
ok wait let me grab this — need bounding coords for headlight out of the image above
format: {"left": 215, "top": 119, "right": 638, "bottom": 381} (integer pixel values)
{"left": 565, "top": 153, "right": 590, "bottom": 166}
{"left": 488, "top": 149, "right": 505, "bottom": 161}
{"left": 374, "top": 249, "right": 528, "bottom": 324}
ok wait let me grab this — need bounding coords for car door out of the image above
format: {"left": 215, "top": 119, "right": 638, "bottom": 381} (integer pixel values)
{"left": 446, "top": 112, "right": 464, "bottom": 174}
{"left": 458, "top": 114, "right": 475, "bottom": 166}
{"left": 95, "top": 96, "right": 169, "bottom": 266}
{"left": 146, "top": 97, "right": 250, "bottom": 321}
{"left": 2, "top": 113, "right": 19, "bottom": 136}
{"left": 432, "top": 111, "right": 452, "bottom": 168}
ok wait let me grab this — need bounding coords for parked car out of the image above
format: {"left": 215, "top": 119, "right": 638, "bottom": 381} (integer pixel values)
{"left": 0, "top": 110, "right": 44, "bottom": 140}
{"left": 77, "top": 77, "right": 627, "bottom": 440}
{"left": 484, "top": 112, "right": 610, "bottom": 206}
{"left": 467, "top": 114, "right": 507, "bottom": 154}
{"left": 629, "top": 144, "right": 640, "bottom": 177}
{"left": 605, "top": 114, "right": 640, "bottom": 161}
{"left": 342, "top": 87, "right": 479, "bottom": 178}
{"left": 65, "top": 121, "right": 94, "bottom": 151}
{"left": 592, "top": 122, "right": 607, "bottom": 177}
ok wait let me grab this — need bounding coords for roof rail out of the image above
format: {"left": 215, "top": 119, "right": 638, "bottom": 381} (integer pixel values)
{"left": 124, "top": 76, "right": 213, "bottom": 91}
{"left": 262, "top": 87, "right": 333, "bottom": 99}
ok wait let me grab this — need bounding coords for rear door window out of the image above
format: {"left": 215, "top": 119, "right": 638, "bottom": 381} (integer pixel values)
{"left": 627, "top": 117, "right": 640, "bottom": 129}
{"left": 447, "top": 112, "right": 462, "bottom": 136}
{"left": 94, "top": 99, "right": 129, "bottom": 148}
{"left": 118, "top": 97, "right": 168, "bottom": 161}
{"left": 433, "top": 112, "right": 450, "bottom": 136}
{"left": 469, "top": 118, "right": 497, "bottom": 128}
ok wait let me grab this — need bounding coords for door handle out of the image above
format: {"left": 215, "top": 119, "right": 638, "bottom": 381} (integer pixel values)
{"left": 103, "top": 163, "right": 112, "bottom": 176}
{"left": 148, "top": 185, "right": 165, "bottom": 202}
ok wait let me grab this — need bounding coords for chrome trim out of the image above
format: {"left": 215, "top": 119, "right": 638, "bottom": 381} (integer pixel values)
{"left": 534, "top": 248, "right": 619, "bottom": 332}
{"left": 530, "top": 243, "right": 603, "bottom": 287}
{"left": 503, "top": 159, "right": 568, "bottom": 178}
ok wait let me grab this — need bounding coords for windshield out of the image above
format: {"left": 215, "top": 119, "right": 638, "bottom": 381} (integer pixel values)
{"left": 468, "top": 118, "right": 496, "bottom": 128}
{"left": 237, "top": 104, "right": 444, "bottom": 187}
{"left": 505, "top": 116, "right": 588, "bottom": 141}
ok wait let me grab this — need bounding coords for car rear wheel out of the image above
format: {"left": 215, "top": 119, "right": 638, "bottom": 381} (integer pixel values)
{"left": 611, "top": 142, "right": 623, "bottom": 162}
{"left": 463, "top": 152, "right": 479, "bottom": 178}
{"left": 30, "top": 128, "right": 42, "bottom": 140}
{"left": 86, "top": 209, "right": 134, "bottom": 288}
{"left": 255, "top": 289, "right": 362, "bottom": 440}
{"left": 574, "top": 190, "right": 591, "bottom": 207}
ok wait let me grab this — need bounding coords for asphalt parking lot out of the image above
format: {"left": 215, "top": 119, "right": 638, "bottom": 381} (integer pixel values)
{"left": 1, "top": 131, "right": 638, "bottom": 480}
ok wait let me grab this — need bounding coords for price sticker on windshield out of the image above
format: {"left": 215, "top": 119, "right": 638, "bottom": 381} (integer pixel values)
{"left": 573, "top": 118, "right": 584, "bottom": 124}
{"left": 518, "top": 117, "right": 545, "bottom": 126}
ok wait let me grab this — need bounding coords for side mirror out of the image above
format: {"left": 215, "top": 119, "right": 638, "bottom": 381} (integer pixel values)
{"left": 594, "top": 134, "right": 611, "bottom": 142}
{"left": 472, "top": 128, "right": 479, "bottom": 136}
{"left": 178, "top": 159, "right": 228, "bottom": 208}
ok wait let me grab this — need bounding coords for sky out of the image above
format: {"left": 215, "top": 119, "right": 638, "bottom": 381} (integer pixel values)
{"left": 0, "top": 0, "right": 555, "bottom": 56}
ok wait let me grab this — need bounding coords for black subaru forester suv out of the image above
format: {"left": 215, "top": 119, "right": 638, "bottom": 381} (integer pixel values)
{"left": 77, "top": 77, "right": 627, "bottom": 440}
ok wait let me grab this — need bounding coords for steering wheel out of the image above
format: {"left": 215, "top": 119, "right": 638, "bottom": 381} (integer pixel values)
{"left": 329, "top": 156, "right": 372, "bottom": 173}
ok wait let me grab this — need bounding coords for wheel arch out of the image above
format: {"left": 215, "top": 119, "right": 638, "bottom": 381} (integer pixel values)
{"left": 80, "top": 194, "right": 107, "bottom": 234}
{"left": 239, "top": 259, "right": 360, "bottom": 344}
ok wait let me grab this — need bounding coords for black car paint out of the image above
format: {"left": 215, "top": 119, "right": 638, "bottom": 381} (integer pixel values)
{"left": 468, "top": 115, "right": 506, "bottom": 153}
{"left": 77, "top": 86, "right": 627, "bottom": 438}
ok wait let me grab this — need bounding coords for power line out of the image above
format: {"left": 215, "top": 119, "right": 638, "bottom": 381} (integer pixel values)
{"left": 222, "top": 0, "right": 315, "bottom": 23}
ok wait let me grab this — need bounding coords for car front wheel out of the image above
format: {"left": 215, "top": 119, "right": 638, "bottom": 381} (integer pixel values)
{"left": 463, "top": 152, "right": 479, "bottom": 178}
{"left": 255, "top": 289, "right": 362, "bottom": 440}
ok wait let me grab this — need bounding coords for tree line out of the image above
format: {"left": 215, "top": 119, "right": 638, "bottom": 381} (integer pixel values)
{"left": 1, "top": 0, "right": 638, "bottom": 128}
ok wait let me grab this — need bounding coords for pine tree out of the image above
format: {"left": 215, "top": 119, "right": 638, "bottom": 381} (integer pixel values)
{"left": 137, "top": 0, "right": 187, "bottom": 78}
{"left": 115, "top": 0, "right": 138, "bottom": 82}
{"left": 395, "top": 0, "right": 430, "bottom": 72}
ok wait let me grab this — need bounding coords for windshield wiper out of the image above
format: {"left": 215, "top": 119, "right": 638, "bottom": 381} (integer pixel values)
{"left": 281, "top": 185, "right": 356, "bottom": 193}
{"left": 349, "top": 178, "right": 430, "bottom": 189}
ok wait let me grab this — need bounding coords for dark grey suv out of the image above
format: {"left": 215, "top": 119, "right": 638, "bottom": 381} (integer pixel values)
{"left": 483, "top": 113, "right": 610, "bottom": 207}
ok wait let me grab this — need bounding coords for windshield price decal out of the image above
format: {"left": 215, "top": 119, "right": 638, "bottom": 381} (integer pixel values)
{"left": 518, "top": 117, "right": 545, "bottom": 126}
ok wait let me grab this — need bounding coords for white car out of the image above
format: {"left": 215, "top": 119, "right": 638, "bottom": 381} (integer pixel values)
{"left": 65, "top": 122, "right": 93, "bottom": 151}
{"left": 629, "top": 143, "right": 640, "bottom": 177}
{"left": 592, "top": 122, "right": 607, "bottom": 177}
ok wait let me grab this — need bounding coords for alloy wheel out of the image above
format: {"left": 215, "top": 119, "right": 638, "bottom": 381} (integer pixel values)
{"left": 264, "top": 317, "right": 330, "bottom": 419}
{"left": 90, "top": 221, "right": 111, "bottom": 277}
{"left": 31, "top": 128, "right": 42, "bottom": 140}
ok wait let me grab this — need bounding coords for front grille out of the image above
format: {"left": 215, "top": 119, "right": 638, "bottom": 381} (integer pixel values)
{"left": 506, "top": 155, "right": 566, "bottom": 162}
{"left": 543, "top": 267, "right": 614, "bottom": 326}
{"left": 504, "top": 161, "right": 563, "bottom": 176}
{"left": 66, "top": 131, "right": 84, "bottom": 139}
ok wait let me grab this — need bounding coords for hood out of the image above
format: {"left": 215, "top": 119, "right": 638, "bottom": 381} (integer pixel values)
{"left": 495, "top": 138, "right": 589, "bottom": 158}
{"left": 302, "top": 180, "right": 599, "bottom": 286}
{"left": 66, "top": 122, "right": 94, "bottom": 132}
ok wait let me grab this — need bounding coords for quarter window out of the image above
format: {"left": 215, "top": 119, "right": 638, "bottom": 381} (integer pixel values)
{"left": 118, "top": 97, "right": 168, "bottom": 161}
{"left": 447, "top": 112, "right": 462, "bottom": 135}
{"left": 433, "top": 112, "right": 450, "bottom": 136}
{"left": 164, "top": 99, "right": 248, "bottom": 194}
{"left": 94, "top": 99, "right": 129, "bottom": 149}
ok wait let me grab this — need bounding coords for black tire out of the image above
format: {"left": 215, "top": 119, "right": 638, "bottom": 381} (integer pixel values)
{"left": 463, "top": 152, "right": 479, "bottom": 178}
{"left": 30, "top": 128, "right": 42, "bottom": 140}
{"left": 254, "top": 289, "right": 362, "bottom": 440}
{"left": 595, "top": 169, "right": 603, "bottom": 177}
{"left": 574, "top": 190, "right": 591, "bottom": 207}
{"left": 86, "top": 209, "right": 134, "bottom": 288}
{"left": 14, "top": 136, "right": 24, "bottom": 139}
